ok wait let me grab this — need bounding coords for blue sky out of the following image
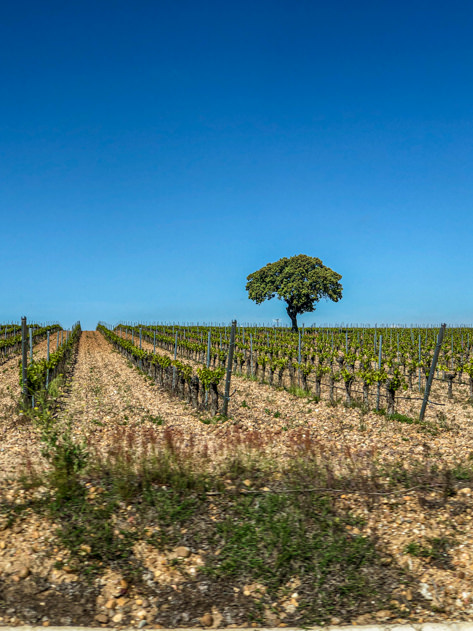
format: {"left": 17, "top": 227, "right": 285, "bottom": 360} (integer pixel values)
{"left": 1, "top": 0, "right": 473, "bottom": 329}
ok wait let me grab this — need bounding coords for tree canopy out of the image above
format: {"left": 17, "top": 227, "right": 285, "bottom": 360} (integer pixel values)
{"left": 246, "top": 254, "right": 343, "bottom": 331}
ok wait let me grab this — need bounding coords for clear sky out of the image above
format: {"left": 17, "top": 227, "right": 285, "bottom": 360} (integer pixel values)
{"left": 2, "top": 1, "right": 473, "bottom": 330}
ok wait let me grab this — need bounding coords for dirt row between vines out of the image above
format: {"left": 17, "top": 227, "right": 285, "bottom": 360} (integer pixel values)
{"left": 0, "top": 335, "right": 68, "bottom": 479}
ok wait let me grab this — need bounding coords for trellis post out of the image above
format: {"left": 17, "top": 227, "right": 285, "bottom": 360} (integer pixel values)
{"left": 222, "top": 320, "right": 237, "bottom": 416}
{"left": 419, "top": 324, "right": 446, "bottom": 422}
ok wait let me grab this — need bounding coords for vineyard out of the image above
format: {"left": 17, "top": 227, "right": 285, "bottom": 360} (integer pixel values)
{"left": 112, "top": 322, "right": 473, "bottom": 419}
{"left": 1, "top": 320, "right": 473, "bottom": 627}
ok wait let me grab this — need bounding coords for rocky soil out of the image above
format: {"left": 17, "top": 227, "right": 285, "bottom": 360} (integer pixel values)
{"left": 1, "top": 331, "right": 473, "bottom": 627}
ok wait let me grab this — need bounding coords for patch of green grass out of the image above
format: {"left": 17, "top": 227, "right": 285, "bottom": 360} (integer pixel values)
{"left": 404, "top": 537, "right": 456, "bottom": 564}
{"left": 452, "top": 464, "right": 473, "bottom": 480}
{"left": 389, "top": 412, "right": 416, "bottom": 424}
{"left": 286, "top": 385, "right": 311, "bottom": 398}
{"left": 346, "top": 400, "right": 369, "bottom": 414}
{"left": 51, "top": 489, "right": 135, "bottom": 570}
{"left": 143, "top": 413, "right": 165, "bottom": 426}
{"left": 374, "top": 408, "right": 440, "bottom": 435}
{"left": 202, "top": 492, "right": 377, "bottom": 622}
{"left": 327, "top": 399, "right": 340, "bottom": 407}
{"left": 47, "top": 374, "right": 65, "bottom": 398}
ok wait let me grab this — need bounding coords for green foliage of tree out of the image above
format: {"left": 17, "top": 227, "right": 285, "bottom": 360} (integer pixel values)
{"left": 246, "top": 254, "right": 343, "bottom": 332}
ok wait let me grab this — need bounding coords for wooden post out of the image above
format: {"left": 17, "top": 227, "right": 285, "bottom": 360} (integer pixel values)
{"left": 418, "top": 334, "right": 422, "bottom": 392}
{"left": 206, "top": 330, "right": 211, "bottom": 368}
{"left": 419, "top": 324, "right": 446, "bottom": 422}
{"left": 139, "top": 327, "right": 142, "bottom": 369}
{"left": 21, "top": 317, "right": 28, "bottom": 406}
{"left": 46, "top": 331, "right": 50, "bottom": 389}
{"left": 298, "top": 330, "right": 302, "bottom": 387}
{"left": 376, "top": 335, "right": 383, "bottom": 411}
{"left": 250, "top": 333, "right": 253, "bottom": 377}
{"left": 222, "top": 320, "right": 237, "bottom": 416}
{"left": 172, "top": 332, "right": 178, "bottom": 390}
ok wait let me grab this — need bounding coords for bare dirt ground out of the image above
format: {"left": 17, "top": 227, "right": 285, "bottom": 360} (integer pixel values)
{"left": 2, "top": 331, "right": 473, "bottom": 627}
{"left": 0, "top": 336, "right": 65, "bottom": 480}
{"left": 58, "top": 331, "right": 250, "bottom": 467}
{"left": 120, "top": 330, "right": 473, "bottom": 472}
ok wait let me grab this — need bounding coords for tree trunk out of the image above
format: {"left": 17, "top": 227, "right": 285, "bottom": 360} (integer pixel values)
{"left": 363, "top": 382, "right": 369, "bottom": 406}
{"left": 286, "top": 304, "right": 298, "bottom": 332}
{"left": 190, "top": 376, "right": 199, "bottom": 409}
{"left": 246, "top": 357, "right": 251, "bottom": 377}
{"left": 344, "top": 377, "right": 354, "bottom": 406}
{"left": 301, "top": 372, "right": 308, "bottom": 391}
{"left": 446, "top": 373, "right": 455, "bottom": 400}
{"left": 210, "top": 383, "right": 219, "bottom": 416}
{"left": 288, "top": 363, "right": 296, "bottom": 387}
{"left": 386, "top": 381, "right": 396, "bottom": 415}
{"left": 329, "top": 375, "right": 336, "bottom": 403}
{"left": 277, "top": 368, "right": 285, "bottom": 387}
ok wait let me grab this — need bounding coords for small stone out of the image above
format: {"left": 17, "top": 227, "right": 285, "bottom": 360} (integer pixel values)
{"left": 419, "top": 583, "right": 434, "bottom": 601}
{"left": 105, "top": 599, "right": 116, "bottom": 610}
{"left": 330, "top": 617, "right": 341, "bottom": 625}
{"left": 200, "top": 613, "right": 213, "bottom": 627}
{"left": 112, "top": 612, "right": 124, "bottom": 623}
{"left": 375, "top": 610, "right": 392, "bottom": 620}
{"left": 116, "top": 597, "right": 128, "bottom": 607}
{"left": 17, "top": 566, "right": 30, "bottom": 579}
{"left": 95, "top": 614, "right": 108, "bottom": 623}
{"left": 138, "top": 622, "right": 147, "bottom": 629}
{"left": 173, "top": 546, "right": 191, "bottom": 558}
{"left": 136, "top": 610, "right": 147, "bottom": 620}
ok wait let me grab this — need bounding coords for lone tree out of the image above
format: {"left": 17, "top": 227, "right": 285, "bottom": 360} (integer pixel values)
{"left": 246, "top": 254, "right": 343, "bottom": 332}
